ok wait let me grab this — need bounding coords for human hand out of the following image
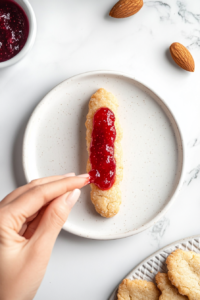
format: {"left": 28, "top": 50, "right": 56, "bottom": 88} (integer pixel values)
{"left": 0, "top": 173, "right": 89, "bottom": 300}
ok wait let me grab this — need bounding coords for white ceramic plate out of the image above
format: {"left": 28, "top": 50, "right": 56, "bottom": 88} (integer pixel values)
{"left": 109, "top": 235, "right": 200, "bottom": 300}
{"left": 23, "top": 70, "right": 184, "bottom": 240}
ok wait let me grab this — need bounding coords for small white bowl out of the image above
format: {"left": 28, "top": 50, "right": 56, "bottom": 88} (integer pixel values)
{"left": 0, "top": 0, "right": 37, "bottom": 68}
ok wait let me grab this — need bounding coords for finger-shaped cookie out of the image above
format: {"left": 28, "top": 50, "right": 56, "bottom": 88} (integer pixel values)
{"left": 85, "top": 88, "right": 123, "bottom": 218}
{"left": 156, "top": 272, "right": 188, "bottom": 300}
{"left": 118, "top": 279, "right": 160, "bottom": 300}
{"left": 166, "top": 249, "right": 200, "bottom": 300}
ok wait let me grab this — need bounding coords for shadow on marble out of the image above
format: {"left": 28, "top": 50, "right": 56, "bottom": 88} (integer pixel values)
{"left": 59, "top": 229, "right": 86, "bottom": 243}
{"left": 59, "top": 228, "right": 105, "bottom": 245}
{"left": 58, "top": 227, "right": 125, "bottom": 246}
{"left": 12, "top": 117, "right": 29, "bottom": 187}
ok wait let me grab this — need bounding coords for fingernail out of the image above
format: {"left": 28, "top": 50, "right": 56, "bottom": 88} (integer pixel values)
{"left": 65, "top": 189, "right": 81, "bottom": 207}
{"left": 64, "top": 173, "right": 75, "bottom": 177}
{"left": 77, "top": 173, "right": 90, "bottom": 186}
{"left": 77, "top": 173, "right": 89, "bottom": 178}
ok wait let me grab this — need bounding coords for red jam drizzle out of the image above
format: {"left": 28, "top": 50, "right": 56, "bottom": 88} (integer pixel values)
{"left": 89, "top": 107, "right": 116, "bottom": 190}
{"left": 0, "top": 0, "right": 29, "bottom": 62}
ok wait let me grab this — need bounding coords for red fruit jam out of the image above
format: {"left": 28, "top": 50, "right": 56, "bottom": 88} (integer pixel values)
{"left": 0, "top": 0, "right": 29, "bottom": 62}
{"left": 89, "top": 107, "right": 116, "bottom": 190}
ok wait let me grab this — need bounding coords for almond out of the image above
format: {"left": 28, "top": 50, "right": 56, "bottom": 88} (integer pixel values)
{"left": 109, "top": 0, "right": 143, "bottom": 18}
{"left": 170, "top": 42, "right": 195, "bottom": 72}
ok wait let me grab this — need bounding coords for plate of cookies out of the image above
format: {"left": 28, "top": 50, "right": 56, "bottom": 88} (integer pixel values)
{"left": 23, "top": 70, "right": 184, "bottom": 240}
{"left": 110, "top": 235, "right": 200, "bottom": 300}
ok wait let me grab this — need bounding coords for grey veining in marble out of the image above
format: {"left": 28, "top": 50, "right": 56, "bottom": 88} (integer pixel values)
{"left": 188, "top": 133, "right": 200, "bottom": 147}
{"left": 144, "top": 1, "right": 171, "bottom": 21}
{"left": 177, "top": 1, "right": 200, "bottom": 24}
{"left": 148, "top": 217, "right": 170, "bottom": 247}
{"left": 184, "top": 165, "right": 200, "bottom": 185}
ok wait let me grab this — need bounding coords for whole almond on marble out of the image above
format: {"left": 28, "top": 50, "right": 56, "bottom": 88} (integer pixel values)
{"left": 170, "top": 42, "right": 195, "bottom": 72}
{"left": 109, "top": 0, "right": 143, "bottom": 18}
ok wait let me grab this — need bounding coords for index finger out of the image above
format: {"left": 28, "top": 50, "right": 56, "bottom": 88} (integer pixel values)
{"left": 0, "top": 173, "right": 75, "bottom": 207}
{"left": 4, "top": 175, "right": 89, "bottom": 231}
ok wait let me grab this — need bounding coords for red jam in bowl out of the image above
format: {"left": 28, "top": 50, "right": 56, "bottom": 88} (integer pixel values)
{"left": 89, "top": 107, "right": 116, "bottom": 190}
{"left": 0, "top": 0, "right": 29, "bottom": 62}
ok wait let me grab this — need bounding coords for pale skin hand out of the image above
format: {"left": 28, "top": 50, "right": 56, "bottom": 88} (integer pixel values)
{"left": 0, "top": 173, "right": 89, "bottom": 300}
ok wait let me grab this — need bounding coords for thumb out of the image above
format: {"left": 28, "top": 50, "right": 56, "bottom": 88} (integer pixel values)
{"left": 31, "top": 189, "right": 80, "bottom": 250}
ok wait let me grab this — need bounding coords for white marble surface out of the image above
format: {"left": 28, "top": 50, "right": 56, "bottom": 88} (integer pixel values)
{"left": 0, "top": 0, "right": 200, "bottom": 299}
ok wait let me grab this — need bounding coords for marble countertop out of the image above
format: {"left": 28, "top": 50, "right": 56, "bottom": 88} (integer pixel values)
{"left": 1, "top": 0, "right": 200, "bottom": 299}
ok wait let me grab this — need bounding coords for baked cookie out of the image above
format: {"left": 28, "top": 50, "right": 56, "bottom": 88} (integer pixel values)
{"left": 117, "top": 279, "right": 160, "bottom": 300}
{"left": 155, "top": 272, "right": 188, "bottom": 300}
{"left": 166, "top": 249, "right": 200, "bottom": 300}
{"left": 85, "top": 88, "right": 123, "bottom": 218}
